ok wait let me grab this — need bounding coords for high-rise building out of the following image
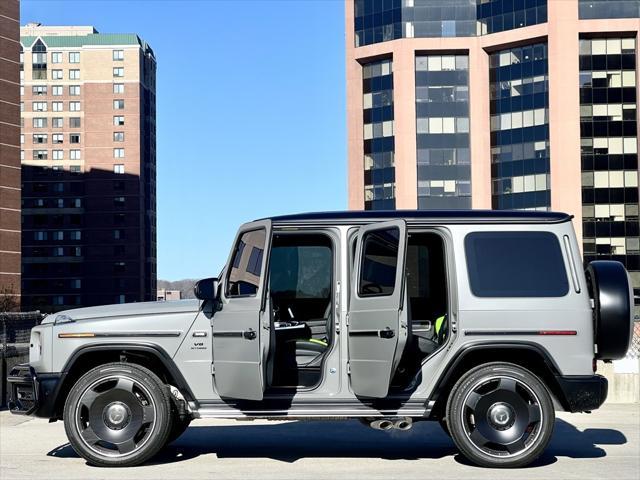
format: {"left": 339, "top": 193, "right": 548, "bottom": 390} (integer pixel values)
{"left": 347, "top": 1, "right": 640, "bottom": 306}
{"left": 0, "top": 0, "right": 21, "bottom": 308}
{"left": 19, "top": 24, "right": 157, "bottom": 312}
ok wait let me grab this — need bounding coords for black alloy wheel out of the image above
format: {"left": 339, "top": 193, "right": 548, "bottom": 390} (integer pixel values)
{"left": 446, "top": 362, "right": 555, "bottom": 468}
{"left": 64, "top": 363, "right": 173, "bottom": 467}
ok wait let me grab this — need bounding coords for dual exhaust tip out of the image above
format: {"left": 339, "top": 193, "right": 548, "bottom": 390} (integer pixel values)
{"left": 368, "top": 417, "right": 412, "bottom": 431}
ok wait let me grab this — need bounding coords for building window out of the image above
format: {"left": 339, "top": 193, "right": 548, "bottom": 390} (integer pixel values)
{"left": 32, "top": 101, "right": 47, "bottom": 112}
{"left": 489, "top": 43, "right": 551, "bottom": 211}
{"left": 52, "top": 101, "right": 63, "bottom": 112}
{"left": 70, "top": 149, "right": 81, "bottom": 160}
{"left": 114, "top": 197, "right": 125, "bottom": 207}
{"left": 69, "top": 69, "right": 80, "bottom": 80}
{"left": 113, "top": 99, "right": 125, "bottom": 110}
{"left": 51, "top": 52, "right": 62, "bottom": 63}
{"left": 34, "top": 231, "right": 48, "bottom": 241}
{"left": 70, "top": 117, "right": 81, "bottom": 128}
{"left": 70, "top": 165, "right": 81, "bottom": 174}
{"left": 70, "top": 134, "right": 80, "bottom": 144}
{"left": 362, "top": 58, "right": 395, "bottom": 210}
{"left": 52, "top": 69, "right": 63, "bottom": 80}
{"left": 33, "top": 133, "right": 47, "bottom": 144}
{"left": 52, "top": 117, "right": 64, "bottom": 128}
{"left": 52, "top": 150, "right": 63, "bottom": 160}
{"left": 415, "top": 54, "right": 471, "bottom": 209}
{"left": 113, "top": 49, "right": 124, "bottom": 61}
{"left": 579, "top": 0, "right": 640, "bottom": 19}
{"left": 114, "top": 164, "right": 125, "bottom": 174}
{"left": 69, "top": 51, "right": 80, "bottom": 63}
{"left": 20, "top": 85, "right": 24, "bottom": 96}
{"left": 32, "top": 85, "right": 47, "bottom": 95}
{"left": 113, "top": 116, "right": 125, "bottom": 126}
{"left": 53, "top": 296, "right": 64, "bottom": 305}
{"left": 69, "top": 85, "right": 80, "bottom": 96}
{"left": 113, "top": 132, "right": 125, "bottom": 142}
{"left": 69, "top": 101, "right": 81, "bottom": 112}
{"left": 113, "top": 67, "right": 124, "bottom": 77}
{"left": 20, "top": 134, "right": 24, "bottom": 144}
{"left": 579, "top": 37, "right": 639, "bottom": 294}
{"left": 33, "top": 117, "right": 47, "bottom": 128}
{"left": 114, "top": 148, "right": 125, "bottom": 158}
{"left": 72, "top": 279, "right": 81, "bottom": 289}
{"left": 70, "top": 231, "right": 81, "bottom": 240}
{"left": 477, "top": 0, "right": 548, "bottom": 35}
{"left": 52, "top": 133, "right": 63, "bottom": 143}
{"left": 33, "top": 150, "right": 48, "bottom": 160}
{"left": 113, "top": 83, "right": 124, "bottom": 94}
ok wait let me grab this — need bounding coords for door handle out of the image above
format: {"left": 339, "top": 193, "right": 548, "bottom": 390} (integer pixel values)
{"left": 378, "top": 327, "right": 395, "bottom": 339}
{"left": 349, "top": 328, "right": 395, "bottom": 338}
{"left": 212, "top": 329, "right": 256, "bottom": 340}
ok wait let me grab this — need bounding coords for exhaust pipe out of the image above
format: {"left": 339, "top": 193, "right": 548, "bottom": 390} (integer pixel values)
{"left": 369, "top": 419, "right": 394, "bottom": 431}
{"left": 366, "top": 417, "right": 412, "bottom": 431}
{"left": 394, "top": 417, "right": 412, "bottom": 431}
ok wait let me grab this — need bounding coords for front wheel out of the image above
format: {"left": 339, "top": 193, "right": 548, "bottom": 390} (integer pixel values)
{"left": 446, "top": 362, "right": 555, "bottom": 468}
{"left": 63, "top": 362, "right": 173, "bottom": 467}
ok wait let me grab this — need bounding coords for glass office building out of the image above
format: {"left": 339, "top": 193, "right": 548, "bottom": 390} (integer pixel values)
{"left": 347, "top": 0, "right": 640, "bottom": 311}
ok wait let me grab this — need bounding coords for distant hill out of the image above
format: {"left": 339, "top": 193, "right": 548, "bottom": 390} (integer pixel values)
{"left": 157, "top": 279, "right": 198, "bottom": 299}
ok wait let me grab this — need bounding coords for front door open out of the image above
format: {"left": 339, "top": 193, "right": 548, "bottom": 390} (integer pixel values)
{"left": 348, "top": 219, "right": 408, "bottom": 398}
{"left": 212, "top": 220, "right": 272, "bottom": 401}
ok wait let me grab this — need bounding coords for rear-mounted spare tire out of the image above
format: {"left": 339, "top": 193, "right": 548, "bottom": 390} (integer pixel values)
{"left": 585, "top": 261, "right": 634, "bottom": 361}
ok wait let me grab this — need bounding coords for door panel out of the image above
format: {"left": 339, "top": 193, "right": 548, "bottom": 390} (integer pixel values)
{"left": 348, "top": 219, "right": 408, "bottom": 398}
{"left": 212, "top": 220, "right": 272, "bottom": 401}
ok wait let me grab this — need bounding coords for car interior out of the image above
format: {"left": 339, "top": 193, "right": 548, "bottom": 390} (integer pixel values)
{"left": 268, "top": 232, "right": 334, "bottom": 388}
{"left": 394, "top": 231, "right": 449, "bottom": 387}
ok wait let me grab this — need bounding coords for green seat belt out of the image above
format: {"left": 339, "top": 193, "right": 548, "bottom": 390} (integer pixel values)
{"left": 434, "top": 315, "right": 446, "bottom": 336}
{"left": 307, "top": 338, "right": 328, "bottom": 347}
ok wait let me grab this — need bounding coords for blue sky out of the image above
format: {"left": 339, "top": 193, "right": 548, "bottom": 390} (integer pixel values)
{"left": 21, "top": 0, "right": 347, "bottom": 280}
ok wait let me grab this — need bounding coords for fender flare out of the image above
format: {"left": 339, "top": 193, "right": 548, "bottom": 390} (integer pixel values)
{"left": 60, "top": 342, "right": 196, "bottom": 403}
{"left": 428, "top": 340, "right": 563, "bottom": 412}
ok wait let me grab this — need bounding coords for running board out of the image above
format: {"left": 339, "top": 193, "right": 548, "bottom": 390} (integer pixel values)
{"left": 193, "top": 401, "right": 434, "bottom": 419}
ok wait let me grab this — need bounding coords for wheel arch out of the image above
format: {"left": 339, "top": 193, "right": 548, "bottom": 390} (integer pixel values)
{"left": 50, "top": 343, "right": 195, "bottom": 420}
{"left": 428, "top": 341, "right": 569, "bottom": 418}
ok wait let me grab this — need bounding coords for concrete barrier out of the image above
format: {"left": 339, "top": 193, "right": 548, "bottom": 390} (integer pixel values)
{"left": 599, "top": 359, "right": 640, "bottom": 404}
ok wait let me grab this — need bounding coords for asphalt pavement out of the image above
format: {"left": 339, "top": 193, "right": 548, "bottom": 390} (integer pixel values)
{"left": 0, "top": 404, "right": 638, "bottom": 479}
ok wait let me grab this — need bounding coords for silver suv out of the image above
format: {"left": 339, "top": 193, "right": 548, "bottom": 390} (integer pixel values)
{"left": 8, "top": 210, "right": 634, "bottom": 468}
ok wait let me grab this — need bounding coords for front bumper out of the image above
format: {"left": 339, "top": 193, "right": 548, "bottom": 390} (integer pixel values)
{"left": 555, "top": 374, "right": 608, "bottom": 412}
{"left": 7, "top": 364, "right": 63, "bottom": 418}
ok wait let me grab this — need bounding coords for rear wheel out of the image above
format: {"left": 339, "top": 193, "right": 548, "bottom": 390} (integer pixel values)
{"left": 446, "top": 362, "right": 554, "bottom": 468}
{"left": 63, "top": 362, "right": 173, "bottom": 467}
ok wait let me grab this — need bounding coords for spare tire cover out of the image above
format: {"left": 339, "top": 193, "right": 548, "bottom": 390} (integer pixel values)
{"left": 585, "top": 261, "right": 633, "bottom": 360}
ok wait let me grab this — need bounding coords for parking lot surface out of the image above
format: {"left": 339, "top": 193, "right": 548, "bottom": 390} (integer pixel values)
{"left": 0, "top": 404, "right": 638, "bottom": 479}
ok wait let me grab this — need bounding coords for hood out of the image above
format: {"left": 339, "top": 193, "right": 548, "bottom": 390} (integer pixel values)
{"left": 41, "top": 299, "right": 202, "bottom": 324}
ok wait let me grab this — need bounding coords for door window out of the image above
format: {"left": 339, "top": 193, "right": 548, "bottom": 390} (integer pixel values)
{"left": 358, "top": 227, "right": 400, "bottom": 297}
{"left": 226, "top": 229, "right": 266, "bottom": 297}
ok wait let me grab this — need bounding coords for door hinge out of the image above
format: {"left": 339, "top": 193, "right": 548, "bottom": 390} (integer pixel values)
{"left": 345, "top": 313, "right": 349, "bottom": 328}
{"left": 211, "top": 364, "right": 215, "bottom": 374}
{"left": 347, "top": 362, "right": 351, "bottom": 374}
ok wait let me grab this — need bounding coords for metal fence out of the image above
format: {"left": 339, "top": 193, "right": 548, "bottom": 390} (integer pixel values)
{"left": 0, "top": 312, "right": 43, "bottom": 408}
{"left": 627, "top": 321, "right": 640, "bottom": 360}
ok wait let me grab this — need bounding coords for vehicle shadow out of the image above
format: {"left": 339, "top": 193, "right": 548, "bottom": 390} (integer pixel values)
{"left": 47, "top": 417, "right": 626, "bottom": 467}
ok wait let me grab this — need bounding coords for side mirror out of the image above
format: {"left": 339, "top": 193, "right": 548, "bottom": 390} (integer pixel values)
{"left": 194, "top": 277, "right": 219, "bottom": 301}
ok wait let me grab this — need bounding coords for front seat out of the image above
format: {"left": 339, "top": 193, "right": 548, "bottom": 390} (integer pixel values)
{"left": 290, "top": 303, "right": 332, "bottom": 367}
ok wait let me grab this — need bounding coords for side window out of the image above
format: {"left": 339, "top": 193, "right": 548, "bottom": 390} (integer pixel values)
{"left": 358, "top": 227, "right": 399, "bottom": 297}
{"left": 465, "top": 231, "right": 569, "bottom": 297}
{"left": 226, "top": 229, "right": 266, "bottom": 297}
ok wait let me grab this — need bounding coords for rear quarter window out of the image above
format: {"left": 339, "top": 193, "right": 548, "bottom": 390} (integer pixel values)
{"left": 465, "top": 231, "right": 569, "bottom": 298}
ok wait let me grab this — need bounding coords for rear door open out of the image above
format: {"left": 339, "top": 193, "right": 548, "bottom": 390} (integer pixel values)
{"left": 348, "top": 219, "right": 408, "bottom": 398}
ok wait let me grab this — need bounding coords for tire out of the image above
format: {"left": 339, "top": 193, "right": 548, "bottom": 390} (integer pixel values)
{"left": 167, "top": 415, "right": 191, "bottom": 444}
{"left": 446, "top": 362, "right": 555, "bottom": 468}
{"left": 585, "top": 260, "right": 634, "bottom": 360}
{"left": 438, "top": 418, "right": 451, "bottom": 437}
{"left": 63, "top": 362, "right": 173, "bottom": 467}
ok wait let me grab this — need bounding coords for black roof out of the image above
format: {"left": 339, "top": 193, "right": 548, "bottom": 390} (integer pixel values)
{"left": 264, "top": 210, "right": 572, "bottom": 225}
